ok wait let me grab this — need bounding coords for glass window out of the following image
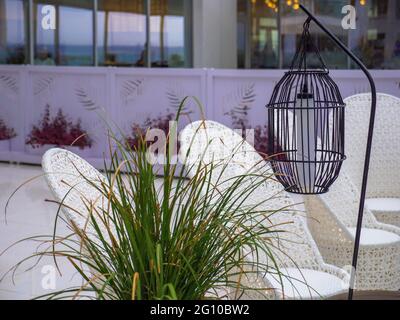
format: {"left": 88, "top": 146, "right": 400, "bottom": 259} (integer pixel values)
{"left": 350, "top": 0, "right": 400, "bottom": 69}
{"left": 150, "top": 0, "right": 191, "bottom": 68}
{"left": 59, "top": 2, "right": 93, "bottom": 66}
{"left": 237, "top": 0, "right": 279, "bottom": 69}
{"left": 2, "top": 0, "right": 193, "bottom": 67}
{"left": 280, "top": 2, "right": 303, "bottom": 69}
{"left": 397, "top": 0, "right": 400, "bottom": 19}
{"left": 281, "top": 0, "right": 348, "bottom": 69}
{"left": 238, "top": 0, "right": 400, "bottom": 70}
{"left": 34, "top": 0, "right": 94, "bottom": 66}
{"left": 0, "top": 0, "right": 28, "bottom": 64}
{"left": 97, "top": 0, "right": 146, "bottom": 67}
{"left": 368, "top": 0, "right": 388, "bottom": 18}
{"left": 34, "top": 1, "right": 56, "bottom": 65}
{"left": 237, "top": 0, "right": 248, "bottom": 69}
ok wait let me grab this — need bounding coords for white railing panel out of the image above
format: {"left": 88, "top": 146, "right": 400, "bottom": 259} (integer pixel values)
{"left": 0, "top": 65, "right": 399, "bottom": 167}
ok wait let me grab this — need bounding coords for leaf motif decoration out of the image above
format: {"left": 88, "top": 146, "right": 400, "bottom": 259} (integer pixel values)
{"left": 166, "top": 85, "right": 192, "bottom": 115}
{"left": 75, "top": 88, "right": 98, "bottom": 111}
{"left": 121, "top": 79, "right": 144, "bottom": 103}
{"left": 34, "top": 77, "right": 53, "bottom": 96}
{"left": 236, "top": 83, "right": 256, "bottom": 109}
{"left": 224, "top": 83, "right": 256, "bottom": 116}
{"left": 0, "top": 74, "right": 18, "bottom": 94}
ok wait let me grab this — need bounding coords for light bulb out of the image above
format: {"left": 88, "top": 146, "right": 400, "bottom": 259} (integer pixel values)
{"left": 295, "top": 84, "right": 316, "bottom": 193}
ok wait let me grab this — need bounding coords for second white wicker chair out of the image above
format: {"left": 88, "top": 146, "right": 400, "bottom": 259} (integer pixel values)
{"left": 303, "top": 171, "right": 400, "bottom": 291}
{"left": 343, "top": 93, "right": 400, "bottom": 227}
{"left": 180, "top": 120, "right": 349, "bottom": 300}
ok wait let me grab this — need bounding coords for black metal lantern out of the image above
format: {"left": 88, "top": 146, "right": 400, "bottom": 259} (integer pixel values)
{"left": 267, "top": 18, "right": 346, "bottom": 195}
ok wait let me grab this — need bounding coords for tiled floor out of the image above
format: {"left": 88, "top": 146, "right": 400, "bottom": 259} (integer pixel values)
{"left": 0, "top": 162, "right": 89, "bottom": 300}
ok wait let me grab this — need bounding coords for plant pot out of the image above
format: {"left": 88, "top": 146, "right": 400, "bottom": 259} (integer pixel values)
{"left": 26, "top": 144, "right": 92, "bottom": 158}
{"left": 0, "top": 139, "right": 11, "bottom": 152}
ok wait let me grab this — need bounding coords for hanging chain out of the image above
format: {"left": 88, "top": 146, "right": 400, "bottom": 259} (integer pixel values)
{"left": 289, "top": 17, "right": 328, "bottom": 72}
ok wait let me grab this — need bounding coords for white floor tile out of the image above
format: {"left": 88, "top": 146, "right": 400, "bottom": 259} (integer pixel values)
{"left": 0, "top": 163, "right": 88, "bottom": 299}
{"left": 0, "top": 162, "right": 173, "bottom": 300}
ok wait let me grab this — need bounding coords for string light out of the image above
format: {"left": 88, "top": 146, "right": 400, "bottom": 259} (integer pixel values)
{"left": 265, "top": 0, "right": 277, "bottom": 10}
{"left": 260, "top": 0, "right": 334, "bottom": 14}
{"left": 281, "top": 0, "right": 300, "bottom": 11}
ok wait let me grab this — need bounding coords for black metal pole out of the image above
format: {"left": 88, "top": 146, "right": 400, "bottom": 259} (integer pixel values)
{"left": 299, "top": 4, "right": 377, "bottom": 300}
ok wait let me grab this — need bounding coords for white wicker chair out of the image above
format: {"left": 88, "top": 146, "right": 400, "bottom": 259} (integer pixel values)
{"left": 343, "top": 93, "right": 400, "bottom": 227}
{"left": 180, "top": 120, "right": 349, "bottom": 300}
{"left": 303, "top": 170, "right": 400, "bottom": 291}
{"left": 42, "top": 148, "right": 124, "bottom": 299}
{"left": 41, "top": 148, "right": 116, "bottom": 247}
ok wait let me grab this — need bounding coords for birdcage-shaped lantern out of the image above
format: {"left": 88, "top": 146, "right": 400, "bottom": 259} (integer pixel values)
{"left": 266, "top": 18, "right": 346, "bottom": 194}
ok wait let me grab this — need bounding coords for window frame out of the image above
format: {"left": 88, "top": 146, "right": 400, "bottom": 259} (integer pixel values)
{"left": 238, "top": 0, "right": 400, "bottom": 70}
{"left": 22, "top": 0, "right": 192, "bottom": 67}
